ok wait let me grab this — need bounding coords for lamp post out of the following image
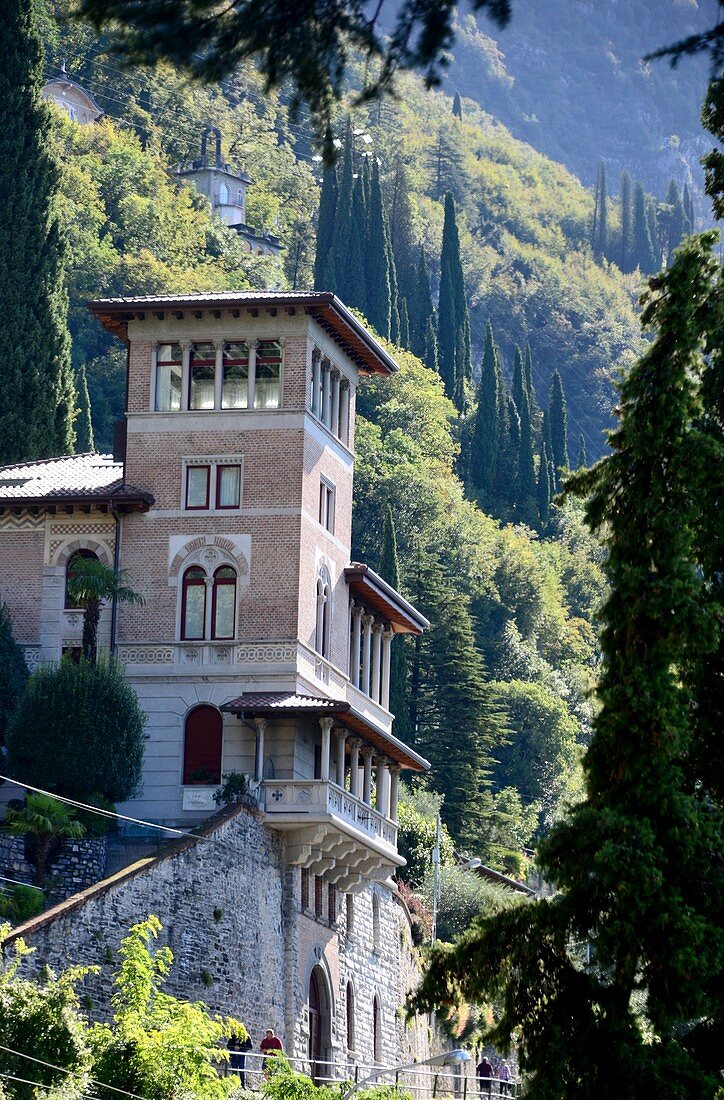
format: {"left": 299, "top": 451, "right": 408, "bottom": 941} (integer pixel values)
{"left": 341, "top": 1049, "right": 471, "bottom": 1100}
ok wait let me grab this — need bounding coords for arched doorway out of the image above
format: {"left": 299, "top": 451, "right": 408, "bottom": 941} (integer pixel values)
{"left": 308, "top": 965, "right": 332, "bottom": 1083}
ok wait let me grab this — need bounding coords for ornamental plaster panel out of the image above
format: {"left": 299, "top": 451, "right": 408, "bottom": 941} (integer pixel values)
{"left": 0, "top": 514, "right": 44, "bottom": 532}
{"left": 168, "top": 533, "right": 250, "bottom": 580}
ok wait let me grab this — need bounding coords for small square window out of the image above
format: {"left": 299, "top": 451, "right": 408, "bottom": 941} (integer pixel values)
{"left": 216, "top": 465, "right": 241, "bottom": 509}
{"left": 319, "top": 478, "right": 335, "bottom": 533}
{"left": 186, "top": 466, "right": 210, "bottom": 509}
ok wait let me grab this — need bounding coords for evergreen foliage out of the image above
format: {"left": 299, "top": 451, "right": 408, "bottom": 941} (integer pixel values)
{"left": 0, "top": 0, "right": 75, "bottom": 464}
{"left": 364, "top": 161, "right": 391, "bottom": 335}
{"left": 470, "top": 322, "right": 501, "bottom": 505}
{"left": 398, "top": 296, "right": 410, "bottom": 349}
{"left": 683, "top": 179, "right": 695, "bottom": 229}
{"left": 591, "top": 161, "right": 607, "bottom": 261}
{"left": 313, "top": 168, "right": 337, "bottom": 288}
{"left": 633, "top": 180, "right": 657, "bottom": 273}
{"left": 548, "top": 369, "right": 569, "bottom": 484}
{"left": 74, "top": 363, "right": 95, "bottom": 454}
{"left": 6, "top": 656, "right": 146, "bottom": 803}
{"left": 410, "top": 247, "right": 434, "bottom": 359}
{"left": 410, "top": 232, "right": 724, "bottom": 1098}
{"left": 664, "top": 179, "right": 690, "bottom": 263}
{"left": 423, "top": 317, "right": 439, "bottom": 375}
{"left": 620, "top": 170, "right": 634, "bottom": 273}
{"left": 387, "top": 160, "right": 417, "bottom": 309}
{"left": 511, "top": 345, "right": 525, "bottom": 415}
{"left": 437, "top": 193, "right": 470, "bottom": 408}
{"left": 452, "top": 92, "right": 463, "bottom": 119}
{"left": 65, "top": 557, "right": 144, "bottom": 664}
{"left": 4, "top": 793, "right": 86, "bottom": 885}
{"left": 0, "top": 603, "right": 29, "bottom": 748}
{"left": 379, "top": 506, "right": 413, "bottom": 744}
{"left": 347, "top": 172, "right": 368, "bottom": 313}
{"left": 536, "top": 441, "right": 551, "bottom": 526}
{"left": 576, "top": 433, "right": 587, "bottom": 469}
{"left": 514, "top": 385, "right": 537, "bottom": 526}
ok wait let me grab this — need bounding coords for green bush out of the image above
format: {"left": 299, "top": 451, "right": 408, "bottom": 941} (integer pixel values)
{"left": 5, "top": 656, "right": 145, "bottom": 803}
{"left": 0, "top": 601, "right": 28, "bottom": 748}
{"left": 418, "top": 865, "right": 523, "bottom": 943}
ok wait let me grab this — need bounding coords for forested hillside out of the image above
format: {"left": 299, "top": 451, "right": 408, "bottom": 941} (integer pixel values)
{"left": 40, "top": 0, "right": 622, "bottom": 870}
{"left": 444, "top": 0, "right": 713, "bottom": 198}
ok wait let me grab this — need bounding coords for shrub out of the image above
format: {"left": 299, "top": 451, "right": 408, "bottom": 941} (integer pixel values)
{"left": 0, "top": 601, "right": 28, "bottom": 747}
{"left": 5, "top": 656, "right": 145, "bottom": 803}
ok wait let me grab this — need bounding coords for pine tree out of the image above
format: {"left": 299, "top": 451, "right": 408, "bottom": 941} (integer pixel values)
{"left": 633, "top": 181, "right": 657, "bottom": 273}
{"left": 591, "top": 161, "right": 608, "bottom": 261}
{"left": 313, "top": 166, "right": 338, "bottom": 289}
{"left": 423, "top": 317, "right": 439, "bottom": 375}
{"left": 75, "top": 363, "right": 95, "bottom": 453}
{"left": 536, "top": 441, "right": 551, "bottom": 527}
{"left": 452, "top": 91, "right": 463, "bottom": 119}
{"left": 411, "top": 232, "right": 724, "bottom": 1098}
{"left": 470, "top": 322, "right": 500, "bottom": 504}
{"left": 365, "top": 159, "right": 391, "bottom": 337}
{"left": 0, "top": 0, "right": 75, "bottom": 464}
{"left": 411, "top": 246, "right": 434, "bottom": 359}
{"left": 379, "top": 506, "right": 413, "bottom": 744}
{"left": 576, "top": 433, "right": 587, "bottom": 469}
{"left": 515, "top": 385, "right": 537, "bottom": 525}
{"left": 437, "top": 193, "right": 470, "bottom": 404}
{"left": 620, "top": 170, "right": 634, "bottom": 273}
{"left": 549, "top": 369, "right": 569, "bottom": 485}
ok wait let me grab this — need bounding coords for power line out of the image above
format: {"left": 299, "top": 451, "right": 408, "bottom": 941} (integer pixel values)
{"left": 0, "top": 1045, "right": 152, "bottom": 1100}
{"left": 0, "top": 875, "right": 43, "bottom": 893}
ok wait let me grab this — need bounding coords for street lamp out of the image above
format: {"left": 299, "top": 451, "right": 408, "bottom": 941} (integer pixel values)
{"left": 341, "top": 1049, "right": 471, "bottom": 1100}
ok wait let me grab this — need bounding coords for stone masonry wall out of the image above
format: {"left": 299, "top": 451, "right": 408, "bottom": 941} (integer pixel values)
{"left": 0, "top": 833, "right": 107, "bottom": 906}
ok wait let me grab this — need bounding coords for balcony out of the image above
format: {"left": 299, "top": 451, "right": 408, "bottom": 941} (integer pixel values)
{"left": 262, "top": 779, "right": 402, "bottom": 891}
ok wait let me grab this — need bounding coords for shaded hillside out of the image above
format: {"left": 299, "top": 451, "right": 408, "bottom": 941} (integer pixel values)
{"left": 445, "top": 1, "right": 713, "bottom": 201}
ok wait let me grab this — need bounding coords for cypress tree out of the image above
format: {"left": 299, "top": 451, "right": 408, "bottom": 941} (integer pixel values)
{"left": 365, "top": 159, "right": 391, "bottom": 336}
{"left": 646, "top": 196, "right": 662, "bottom": 270}
{"left": 549, "top": 369, "right": 569, "bottom": 485}
{"left": 437, "top": 192, "right": 470, "bottom": 404}
{"left": 423, "top": 317, "right": 439, "bottom": 375}
{"left": 398, "top": 297, "right": 410, "bottom": 350}
{"left": 388, "top": 159, "right": 417, "bottom": 308}
{"left": 470, "top": 321, "right": 500, "bottom": 504}
{"left": 665, "top": 179, "right": 688, "bottom": 263}
{"left": 620, "top": 170, "right": 634, "bottom": 273}
{"left": 576, "top": 433, "right": 587, "bottom": 469}
{"left": 75, "top": 363, "right": 95, "bottom": 454}
{"left": 313, "top": 166, "right": 338, "bottom": 289}
{"left": 591, "top": 161, "right": 608, "bottom": 261}
{"left": 379, "top": 506, "right": 413, "bottom": 744}
{"left": 411, "top": 246, "right": 434, "bottom": 359}
{"left": 330, "top": 120, "right": 354, "bottom": 300}
{"left": 387, "top": 235, "right": 400, "bottom": 345}
{"left": 347, "top": 171, "right": 368, "bottom": 313}
{"left": 536, "top": 441, "right": 551, "bottom": 527}
{"left": 515, "top": 385, "right": 537, "bottom": 525}
{"left": 0, "top": 0, "right": 75, "bottom": 464}
{"left": 524, "top": 341, "right": 535, "bottom": 403}
{"left": 633, "top": 181, "right": 657, "bottom": 273}
{"left": 511, "top": 346, "right": 525, "bottom": 414}
{"left": 452, "top": 91, "right": 463, "bottom": 119}
{"left": 683, "top": 180, "right": 695, "bottom": 231}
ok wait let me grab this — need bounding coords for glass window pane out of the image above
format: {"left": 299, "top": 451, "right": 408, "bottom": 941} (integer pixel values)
{"left": 254, "top": 340, "right": 281, "bottom": 409}
{"left": 222, "top": 343, "right": 249, "bottom": 409}
{"left": 183, "top": 577, "right": 206, "bottom": 640}
{"left": 155, "top": 342, "right": 183, "bottom": 412}
{"left": 186, "top": 466, "right": 209, "bottom": 509}
{"left": 213, "top": 576, "right": 236, "bottom": 640}
{"left": 217, "top": 465, "right": 241, "bottom": 508}
{"left": 189, "top": 342, "right": 216, "bottom": 410}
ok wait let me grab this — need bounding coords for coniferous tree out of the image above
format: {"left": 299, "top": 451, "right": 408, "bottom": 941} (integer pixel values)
{"left": 470, "top": 321, "right": 500, "bottom": 505}
{"left": 591, "top": 161, "right": 608, "bottom": 261}
{"left": 379, "top": 506, "right": 413, "bottom": 745}
{"left": 452, "top": 91, "right": 463, "bottom": 119}
{"left": 365, "top": 159, "right": 391, "bottom": 336}
{"left": 549, "top": 369, "right": 569, "bottom": 485}
{"left": 75, "top": 364, "right": 95, "bottom": 454}
{"left": 388, "top": 159, "right": 417, "bottom": 308}
{"left": 437, "top": 192, "right": 470, "bottom": 405}
{"left": 387, "top": 235, "right": 400, "bottom": 345}
{"left": 398, "top": 297, "right": 410, "bottom": 350}
{"left": 347, "top": 170, "right": 368, "bottom": 312}
{"left": 411, "top": 246, "right": 434, "bottom": 359}
{"left": 683, "top": 180, "right": 695, "bottom": 230}
{"left": 524, "top": 341, "right": 535, "bottom": 403}
{"left": 0, "top": 0, "right": 75, "bottom": 464}
{"left": 576, "top": 433, "right": 587, "bottom": 469}
{"left": 665, "top": 179, "right": 689, "bottom": 263}
{"left": 511, "top": 346, "right": 525, "bottom": 414}
{"left": 330, "top": 120, "right": 354, "bottom": 300}
{"left": 633, "top": 181, "right": 657, "bottom": 273}
{"left": 411, "top": 232, "right": 724, "bottom": 1098}
{"left": 515, "top": 385, "right": 537, "bottom": 525}
{"left": 646, "top": 196, "right": 662, "bottom": 270}
{"left": 427, "top": 127, "right": 465, "bottom": 201}
{"left": 423, "top": 317, "right": 439, "bottom": 376}
{"left": 620, "top": 170, "right": 634, "bottom": 273}
{"left": 314, "top": 167, "right": 338, "bottom": 288}
{"left": 536, "top": 441, "right": 551, "bottom": 527}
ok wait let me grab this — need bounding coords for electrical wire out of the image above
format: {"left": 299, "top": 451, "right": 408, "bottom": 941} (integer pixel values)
{"left": 0, "top": 875, "right": 43, "bottom": 892}
{"left": 0, "top": 1045, "right": 152, "bottom": 1100}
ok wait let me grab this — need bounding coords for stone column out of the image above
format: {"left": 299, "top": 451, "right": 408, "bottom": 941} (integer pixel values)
{"left": 350, "top": 604, "right": 363, "bottom": 688}
{"left": 381, "top": 629, "right": 394, "bottom": 710}
{"left": 254, "top": 718, "right": 266, "bottom": 783}
{"left": 335, "top": 728, "right": 347, "bottom": 787}
{"left": 339, "top": 380, "right": 350, "bottom": 445}
{"left": 319, "top": 717, "right": 333, "bottom": 782}
{"left": 371, "top": 624, "right": 383, "bottom": 704}
{"left": 331, "top": 371, "right": 341, "bottom": 438}
{"left": 376, "top": 758, "right": 391, "bottom": 818}
{"left": 180, "top": 341, "right": 192, "bottom": 411}
{"left": 321, "top": 361, "right": 332, "bottom": 428}
{"left": 361, "top": 745, "right": 374, "bottom": 805}
{"left": 388, "top": 764, "right": 401, "bottom": 822}
{"left": 311, "top": 350, "right": 321, "bottom": 415}
{"left": 248, "top": 340, "right": 258, "bottom": 409}
{"left": 348, "top": 738, "right": 361, "bottom": 797}
{"left": 361, "top": 614, "right": 374, "bottom": 697}
{"left": 213, "top": 340, "right": 224, "bottom": 409}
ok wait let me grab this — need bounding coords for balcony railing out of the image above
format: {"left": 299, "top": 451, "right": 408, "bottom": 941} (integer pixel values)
{"left": 262, "top": 779, "right": 398, "bottom": 849}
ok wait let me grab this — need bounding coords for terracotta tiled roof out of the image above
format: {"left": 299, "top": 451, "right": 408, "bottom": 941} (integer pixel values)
{"left": 222, "top": 692, "right": 348, "bottom": 714}
{"left": 0, "top": 453, "right": 152, "bottom": 507}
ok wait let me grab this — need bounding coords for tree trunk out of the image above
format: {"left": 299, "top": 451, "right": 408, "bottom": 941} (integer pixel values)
{"left": 82, "top": 598, "right": 101, "bottom": 664}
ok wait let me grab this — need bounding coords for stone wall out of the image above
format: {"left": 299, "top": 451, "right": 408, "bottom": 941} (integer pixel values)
{"left": 0, "top": 832, "right": 107, "bottom": 905}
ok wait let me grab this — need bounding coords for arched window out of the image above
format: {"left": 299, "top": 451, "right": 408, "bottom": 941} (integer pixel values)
{"left": 181, "top": 566, "right": 207, "bottom": 640}
{"left": 219, "top": 182, "right": 230, "bottom": 204}
{"left": 183, "top": 704, "right": 222, "bottom": 784}
{"left": 65, "top": 549, "right": 99, "bottom": 608}
{"left": 372, "top": 893, "right": 381, "bottom": 951}
{"left": 346, "top": 981, "right": 356, "bottom": 1052}
{"left": 372, "top": 995, "right": 382, "bottom": 1063}
{"left": 211, "top": 566, "right": 236, "bottom": 639}
{"left": 315, "top": 573, "right": 330, "bottom": 659}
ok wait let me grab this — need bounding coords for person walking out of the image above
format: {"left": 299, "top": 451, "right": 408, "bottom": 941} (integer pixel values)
{"left": 476, "top": 1056, "right": 493, "bottom": 1097}
{"left": 497, "top": 1060, "right": 511, "bottom": 1097}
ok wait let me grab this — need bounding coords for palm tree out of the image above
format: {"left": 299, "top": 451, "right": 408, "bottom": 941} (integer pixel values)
{"left": 4, "top": 792, "right": 86, "bottom": 885}
{"left": 65, "top": 558, "right": 144, "bottom": 664}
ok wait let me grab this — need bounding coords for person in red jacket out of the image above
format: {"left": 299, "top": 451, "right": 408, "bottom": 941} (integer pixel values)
{"left": 260, "top": 1028, "right": 284, "bottom": 1071}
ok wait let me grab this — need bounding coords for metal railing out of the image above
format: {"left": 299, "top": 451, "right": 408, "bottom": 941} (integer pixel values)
{"left": 227, "top": 1052, "right": 520, "bottom": 1097}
